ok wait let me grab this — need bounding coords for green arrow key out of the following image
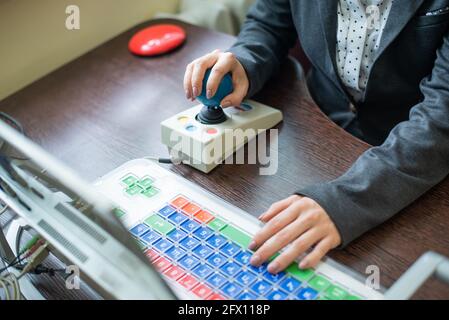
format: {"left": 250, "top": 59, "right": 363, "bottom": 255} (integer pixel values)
{"left": 122, "top": 174, "right": 138, "bottom": 186}
{"left": 137, "top": 176, "right": 154, "bottom": 189}
{"left": 144, "top": 214, "right": 175, "bottom": 235}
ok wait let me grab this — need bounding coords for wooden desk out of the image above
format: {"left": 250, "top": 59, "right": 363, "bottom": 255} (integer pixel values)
{"left": 1, "top": 19, "right": 448, "bottom": 299}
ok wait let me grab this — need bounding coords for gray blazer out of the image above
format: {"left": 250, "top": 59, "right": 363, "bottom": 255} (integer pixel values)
{"left": 229, "top": 0, "right": 449, "bottom": 246}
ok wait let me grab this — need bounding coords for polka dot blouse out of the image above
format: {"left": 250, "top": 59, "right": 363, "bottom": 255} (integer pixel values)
{"left": 336, "top": 0, "right": 393, "bottom": 101}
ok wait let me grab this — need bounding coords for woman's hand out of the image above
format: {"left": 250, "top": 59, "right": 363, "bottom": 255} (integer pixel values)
{"left": 183, "top": 49, "right": 249, "bottom": 107}
{"left": 249, "top": 195, "right": 342, "bottom": 274}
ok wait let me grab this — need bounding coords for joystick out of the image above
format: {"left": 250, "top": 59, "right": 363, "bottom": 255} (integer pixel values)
{"left": 195, "top": 69, "right": 233, "bottom": 125}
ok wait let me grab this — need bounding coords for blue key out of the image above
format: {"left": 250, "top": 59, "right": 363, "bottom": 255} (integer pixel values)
{"left": 168, "top": 211, "right": 188, "bottom": 225}
{"left": 235, "top": 270, "right": 257, "bottom": 287}
{"left": 130, "top": 223, "right": 150, "bottom": 237}
{"left": 207, "top": 253, "right": 228, "bottom": 268}
{"left": 296, "top": 287, "right": 318, "bottom": 300}
{"left": 179, "top": 236, "right": 200, "bottom": 250}
{"left": 192, "top": 263, "right": 213, "bottom": 279}
{"left": 140, "top": 230, "right": 161, "bottom": 244}
{"left": 165, "top": 246, "right": 186, "bottom": 260}
{"left": 250, "top": 279, "right": 271, "bottom": 296}
{"left": 235, "top": 250, "right": 252, "bottom": 265}
{"left": 206, "top": 272, "right": 227, "bottom": 288}
{"left": 262, "top": 270, "right": 286, "bottom": 283}
{"left": 267, "top": 289, "right": 288, "bottom": 300}
{"left": 193, "top": 226, "right": 214, "bottom": 240}
{"left": 180, "top": 219, "right": 201, "bottom": 233}
{"left": 221, "top": 242, "right": 241, "bottom": 257}
{"left": 167, "top": 229, "right": 187, "bottom": 243}
{"left": 192, "top": 244, "right": 213, "bottom": 259}
{"left": 206, "top": 234, "right": 228, "bottom": 248}
{"left": 248, "top": 262, "right": 268, "bottom": 274}
{"left": 158, "top": 205, "right": 176, "bottom": 217}
{"left": 179, "top": 254, "right": 200, "bottom": 270}
{"left": 237, "top": 291, "right": 257, "bottom": 300}
{"left": 221, "top": 261, "right": 241, "bottom": 277}
{"left": 279, "top": 277, "right": 301, "bottom": 293}
{"left": 153, "top": 238, "right": 173, "bottom": 253}
{"left": 221, "top": 282, "right": 243, "bottom": 298}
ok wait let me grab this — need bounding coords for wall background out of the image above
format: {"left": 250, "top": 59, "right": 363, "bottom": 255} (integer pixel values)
{"left": 0, "top": 0, "right": 179, "bottom": 100}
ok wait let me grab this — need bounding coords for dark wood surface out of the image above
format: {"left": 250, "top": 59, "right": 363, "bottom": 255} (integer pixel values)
{"left": 1, "top": 19, "right": 448, "bottom": 299}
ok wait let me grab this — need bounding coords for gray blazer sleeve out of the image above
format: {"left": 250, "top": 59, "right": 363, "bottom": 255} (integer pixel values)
{"left": 299, "top": 30, "right": 449, "bottom": 246}
{"left": 227, "top": 0, "right": 297, "bottom": 97}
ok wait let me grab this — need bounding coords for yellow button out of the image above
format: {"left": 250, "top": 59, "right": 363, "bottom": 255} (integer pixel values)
{"left": 178, "top": 116, "right": 190, "bottom": 124}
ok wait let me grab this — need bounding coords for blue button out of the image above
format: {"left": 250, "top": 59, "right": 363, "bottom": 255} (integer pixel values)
{"left": 140, "top": 230, "right": 161, "bottom": 244}
{"left": 130, "top": 223, "right": 150, "bottom": 237}
{"left": 237, "top": 291, "right": 257, "bottom": 300}
{"left": 221, "top": 242, "right": 241, "bottom": 257}
{"left": 279, "top": 277, "right": 302, "bottom": 293}
{"left": 221, "top": 282, "right": 243, "bottom": 298}
{"left": 193, "top": 226, "right": 214, "bottom": 240}
{"left": 206, "top": 234, "right": 228, "bottom": 248}
{"left": 179, "top": 254, "right": 200, "bottom": 270}
{"left": 221, "top": 262, "right": 241, "bottom": 277}
{"left": 248, "top": 262, "right": 268, "bottom": 274}
{"left": 206, "top": 272, "right": 227, "bottom": 288}
{"left": 153, "top": 238, "right": 173, "bottom": 253}
{"left": 235, "top": 270, "right": 257, "bottom": 287}
{"left": 296, "top": 287, "right": 318, "bottom": 300}
{"left": 207, "top": 253, "right": 228, "bottom": 268}
{"left": 235, "top": 250, "right": 252, "bottom": 265}
{"left": 180, "top": 219, "right": 201, "bottom": 233}
{"left": 250, "top": 279, "right": 271, "bottom": 296}
{"left": 267, "top": 289, "right": 288, "bottom": 300}
{"left": 192, "top": 263, "right": 213, "bottom": 279}
{"left": 165, "top": 246, "right": 186, "bottom": 261}
{"left": 158, "top": 205, "right": 176, "bottom": 217}
{"left": 262, "top": 270, "right": 286, "bottom": 283}
{"left": 168, "top": 212, "right": 188, "bottom": 225}
{"left": 192, "top": 244, "right": 214, "bottom": 259}
{"left": 185, "top": 125, "right": 197, "bottom": 132}
{"left": 179, "top": 236, "right": 200, "bottom": 250}
{"left": 167, "top": 229, "right": 187, "bottom": 243}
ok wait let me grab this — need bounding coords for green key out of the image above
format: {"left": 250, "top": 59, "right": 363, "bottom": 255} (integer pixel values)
{"left": 221, "top": 225, "right": 252, "bottom": 248}
{"left": 345, "top": 295, "right": 362, "bottom": 300}
{"left": 325, "top": 285, "right": 349, "bottom": 300}
{"left": 208, "top": 217, "right": 227, "bottom": 231}
{"left": 144, "top": 214, "right": 175, "bottom": 235}
{"left": 134, "top": 239, "right": 147, "bottom": 251}
{"left": 125, "top": 184, "right": 143, "bottom": 196}
{"left": 286, "top": 263, "right": 314, "bottom": 281}
{"left": 137, "top": 176, "right": 154, "bottom": 189}
{"left": 318, "top": 295, "right": 329, "bottom": 300}
{"left": 309, "top": 275, "right": 331, "bottom": 292}
{"left": 122, "top": 174, "right": 138, "bottom": 186}
{"left": 268, "top": 253, "right": 280, "bottom": 262}
{"left": 113, "top": 208, "right": 126, "bottom": 218}
{"left": 141, "top": 187, "right": 159, "bottom": 198}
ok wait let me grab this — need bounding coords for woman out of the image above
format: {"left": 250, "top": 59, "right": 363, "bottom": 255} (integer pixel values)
{"left": 183, "top": 0, "right": 449, "bottom": 274}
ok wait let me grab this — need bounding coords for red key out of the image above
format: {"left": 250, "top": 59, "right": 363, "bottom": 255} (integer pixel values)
{"left": 207, "top": 293, "right": 226, "bottom": 300}
{"left": 182, "top": 203, "right": 201, "bottom": 215}
{"left": 163, "top": 265, "right": 185, "bottom": 280}
{"left": 178, "top": 274, "right": 198, "bottom": 290}
{"left": 145, "top": 249, "right": 159, "bottom": 262}
{"left": 171, "top": 195, "right": 190, "bottom": 208}
{"left": 191, "top": 283, "right": 213, "bottom": 299}
{"left": 194, "top": 210, "right": 214, "bottom": 223}
{"left": 153, "top": 257, "right": 171, "bottom": 271}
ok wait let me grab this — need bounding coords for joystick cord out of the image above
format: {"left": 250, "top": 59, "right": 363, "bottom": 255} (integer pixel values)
{"left": 143, "top": 155, "right": 183, "bottom": 165}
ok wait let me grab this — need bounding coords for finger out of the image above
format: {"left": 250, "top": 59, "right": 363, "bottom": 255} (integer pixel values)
{"left": 206, "top": 53, "right": 236, "bottom": 99}
{"left": 259, "top": 195, "right": 301, "bottom": 222}
{"left": 299, "top": 237, "right": 335, "bottom": 269}
{"left": 183, "top": 63, "right": 194, "bottom": 100}
{"left": 250, "top": 214, "right": 314, "bottom": 267}
{"left": 249, "top": 199, "right": 306, "bottom": 251}
{"left": 191, "top": 52, "right": 219, "bottom": 98}
{"left": 267, "top": 228, "right": 324, "bottom": 273}
{"left": 220, "top": 68, "right": 249, "bottom": 108}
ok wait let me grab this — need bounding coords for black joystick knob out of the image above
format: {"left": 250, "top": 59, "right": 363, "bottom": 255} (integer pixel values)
{"left": 196, "top": 105, "right": 227, "bottom": 124}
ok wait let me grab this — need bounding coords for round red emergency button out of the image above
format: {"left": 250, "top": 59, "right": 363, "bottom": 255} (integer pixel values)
{"left": 128, "top": 24, "right": 186, "bottom": 56}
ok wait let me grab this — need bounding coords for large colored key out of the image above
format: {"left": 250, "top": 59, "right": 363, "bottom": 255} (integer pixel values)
{"left": 179, "top": 254, "right": 200, "bottom": 270}
{"left": 121, "top": 174, "right": 138, "bottom": 186}
{"left": 164, "top": 265, "right": 185, "bottom": 280}
{"left": 221, "top": 225, "right": 252, "bottom": 248}
{"left": 309, "top": 275, "right": 331, "bottom": 292}
{"left": 182, "top": 202, "right": 201, "bottom": 215}
{"left": 130, "top": 223, "right": 150, "bottom": 237}
{"left": 168, "top": 211, "right": 189, "bottom": 225}
{"left": 221, "top": 262, "right": 241, "bottom": 277}
{"left": 153, "top": 238, "right": 173, "bottom": 253}
{"left": 145, "top": 249, "right": 159, "bottom": 262}
{"left": 207, "top": 217, "right": 227, "bottom": 231}
{"left": 179, "top": 236, "right": 201, "bottom": 250}
{"left": 221, "top": 242, "right": 241, "bottom": 257}
{"left": 250, "top": 279, "right": 271, "bottom": 296}
{"left": 237, "top": 291, "right": 257, "bottom": 300}
{"left": 206, "top": 272, "right": 228, "bottom": 288}
{"left": 267, "top": 289, "right": 288, "bottom": 300}
{"left": 158, "top": 205, "right": 177, "bottom": 217}
{"left": 166, "top": 246, "right": 187, "bottom": 260}
{"left": 207, "top": 253, "right": 228, "bottom": 268}
{"left": 192, "top": 263, "right": 214, "bottom": 279}
{"left": 171, "top": 195, "right": 190, "bottom": 208}
{"left": 286, "top": 263, "right": 314, "bottom": 281}
{"left": 235, "top": 270, "right": 257, "bottom": 287}
{"left": 206, "top": 234, "right": 228, "bottom": 248}
{"left": 325, "top": 285, "right": 348, "bottom": 300}
{"left": 221, "top": 282, "right": 243, "bottom": 298}
{"left": 296, "top": 287, "right": 319, "bottom": 300}
{"left": 262, "top": 270, "right": 286, "bottom": 283}
{"left": 192, "top": 283, "right": 213, "bottom": 299}
{"left": 235, "top": 250, "right": 252, "bottom": 265}
{"left": 194, "top": 210, "right": 214, "bottom": 223}
{"left": 193, "top": 226, "right": 214, "bottom": 240}
{"left": 180, "top": 219, "right": 201, "bottom": 233}
{"left": 178, "top": 274, "right": 198, "bottom": 290}
{"left": 167, "top": 229, "right": 187, "bottom": 243}
{"left": 279, "top": 277, "right": 302, "bottom": 294}
{"left": 141, "top": 230, "right": 161, "bottom": 244}
{"left": 153, "top": 256, "right": 171, "bottom": 271}
{"left": 145, "top": 214, "right": 175, "bottom": 235}
{"left": 137, "top": 176, "right": 154, "bottom": 189}
{"left": 192, "top": 244, "right": 214, "bottom": 259}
